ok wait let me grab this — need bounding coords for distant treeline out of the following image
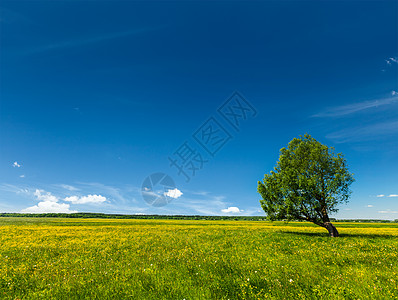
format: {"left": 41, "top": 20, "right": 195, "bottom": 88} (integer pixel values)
{"left": 330, "top": 219, "right": 397, "bottom": 223}
{"left": 0, "top": 212, "right": 397, "bottom": 222}
{"left": 0, "top": 212, "right": 267, "bottom": 221}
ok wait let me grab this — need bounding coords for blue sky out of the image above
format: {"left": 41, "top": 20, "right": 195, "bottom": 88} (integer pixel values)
{"left": 0, "top": 1, "right": 397, "bottom": 219}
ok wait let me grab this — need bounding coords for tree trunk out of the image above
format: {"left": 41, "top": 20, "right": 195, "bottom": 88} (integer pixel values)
{"left": 324, "top": 222, "right": 339, "bottom": 237}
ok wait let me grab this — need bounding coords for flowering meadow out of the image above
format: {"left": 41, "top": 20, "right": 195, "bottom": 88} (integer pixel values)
{"left": 0, "top": 218, "right": 397, "bottom": 299}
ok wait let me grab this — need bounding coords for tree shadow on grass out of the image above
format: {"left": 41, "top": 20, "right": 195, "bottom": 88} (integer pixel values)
{"left": 281, "top": 231, "right": 398, "bottom": 239}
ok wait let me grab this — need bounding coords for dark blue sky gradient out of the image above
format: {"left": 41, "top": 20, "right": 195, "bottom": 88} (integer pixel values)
{"left": 1, "top": 1, "right": 397, "bottom": 217}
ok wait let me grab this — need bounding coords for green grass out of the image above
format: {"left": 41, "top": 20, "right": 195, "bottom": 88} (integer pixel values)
{"left": 0, "top": 218, "right": 397, "bottom": 299}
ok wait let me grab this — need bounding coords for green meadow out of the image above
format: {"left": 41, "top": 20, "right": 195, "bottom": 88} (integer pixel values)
{"left": 0, "top": 218, "right": 397, "bottom": 299}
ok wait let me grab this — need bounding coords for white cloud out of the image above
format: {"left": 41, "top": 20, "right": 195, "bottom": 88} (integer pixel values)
{"left": 164, "top": 188, "right": 183, "bottom": 199}
{"left": 20, "top": 175, "right": 25, "bottom": 178}
{"left": 13, "top": 161, "right": 21, "bottom": 168}
{"left": 22, "top": 201, "right": 76, "bottom": 214}
{"left": 22, "top": 189, "right": 76, "bottom": 213}
{"left": 378, "top": 210, "right": 398, "bottom": 214}
{"left": 34, "top": 189, "right": 58, "bottom": 202}
{"left": 221, "top": 207, "right": 243, "bottom": 213}
{"left": 388, "top": 194, "right": 398, "bottom": 197}
{"left": 367, "top": 205, "right": 373, "bottom": 208}
{"left": 64, "top": 194, "right": 107, "bottom": 204}
{"left": 377, "top": 194, "right": 385, "bottom": 197}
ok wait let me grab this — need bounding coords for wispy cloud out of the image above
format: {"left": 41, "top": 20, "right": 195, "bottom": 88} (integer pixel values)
{"left": 162, "top": 194, "right": 228, "bottom": 215}
{"left": 0, "top": 183, "right": 29, "bottom": 194}
{"left": 77, "top": 182, "right": 136, "bottom": 204}
{"left": 366, "top": 205, "right": 373, "bottom": 208}
{"left": 0, "top": 8, "right": 31, "bottom": 24}
{"left": 190, "top": 190, "right": 210, "bottom": 196}
{"left": 378, "top": 210, "right": 398, "bottom": 214}
{"left": 23, "top": 27, "right": 161, "bottom": 55}
{"left": 386, "top": 57, "right": 398, "bottom": 65}
{"left": 158, "top": 193, "right": 259, "bottom": 216}
{"left": 327, "top": 120, "right": 398, "bottom": 143}
{"left": 54, "top": 184, "right": 80, "bottom": 191}
{"left": 313, "top": 94, "right": 398, "bottom": 118}
{"left": 375, "top": 194, "right": 398, "bottom": 198}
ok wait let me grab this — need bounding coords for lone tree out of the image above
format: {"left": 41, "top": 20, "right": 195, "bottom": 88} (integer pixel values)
{"left": 258, "top": 134, "right": 354, "bottom": 237}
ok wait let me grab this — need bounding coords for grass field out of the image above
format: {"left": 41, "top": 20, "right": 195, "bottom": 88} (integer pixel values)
{"left": 0, "top": 218, "right": 397, "bottom": 299}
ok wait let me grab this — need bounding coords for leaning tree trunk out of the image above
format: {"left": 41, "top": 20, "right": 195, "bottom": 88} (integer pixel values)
{"left": 324, "top": 222, "right": 339, "bottom": 237}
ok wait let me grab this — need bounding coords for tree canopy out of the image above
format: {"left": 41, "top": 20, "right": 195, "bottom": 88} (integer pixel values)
{"left": 258, "top": 134, "right": 355, "bottom": 237}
